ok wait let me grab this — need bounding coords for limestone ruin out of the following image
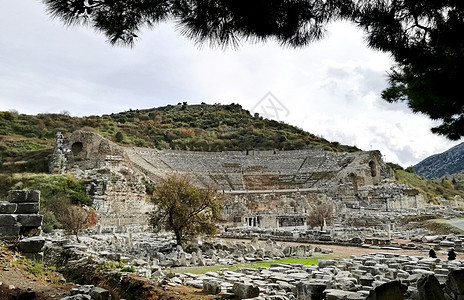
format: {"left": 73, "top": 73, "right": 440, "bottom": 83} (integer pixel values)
{"left": 50, "top": 130, "right": 427, "bottom": 229}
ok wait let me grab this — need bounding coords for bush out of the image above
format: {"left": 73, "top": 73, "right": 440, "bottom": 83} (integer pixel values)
{"left": 115, "top": 131, "right": 124, "bottom": 142}
{"left": 121, "top": 266, "right": 135, "bottom": 272}
{"left": 42, "top": 211, "right": 61, "bottom": 233}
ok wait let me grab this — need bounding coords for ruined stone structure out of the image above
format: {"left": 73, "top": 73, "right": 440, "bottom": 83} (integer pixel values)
{"left": 50, "top": 130, "right": 427, "bottom": 228}
{"left": 50, "top": 131, "right": 153, "bottom": 226}
{"left": 0, "top": 190, "right": 45, "bottom": 260}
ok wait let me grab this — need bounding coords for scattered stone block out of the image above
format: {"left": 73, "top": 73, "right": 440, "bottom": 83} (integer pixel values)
{"left": 324, "top": 289, "right": 365, "bottom": 300}
{"left": 367, "top": 280, "right": 404, "bottom": 300}
{"left": 203, "top": 279, "right": 221, "bottom": 295}
{"left": 318, "top": 260, "right": 336, "bottom": 268}
{"left": 22, "top": 252, "right": 44, "bottom": 263}
{"left": 417, "top": 274, "right": 445, "bottom": 300}
{"left": 19, "top": 236, "right": 45, "bottom": 253}
{"left": 71, "top": 285, "right": 94, "bottom": 295}
{"left": 232, "top": 282, "right": 259, "bottom": 299}
{"left": 296, "top": 280, "right": 326, "bottom": 300}
{"left": 89, "top": 287, "right": 111, "bottom": 300}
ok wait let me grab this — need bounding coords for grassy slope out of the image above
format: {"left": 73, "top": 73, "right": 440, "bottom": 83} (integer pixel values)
{"left": 395, "top": 169, "right": 464, "bottom": 204}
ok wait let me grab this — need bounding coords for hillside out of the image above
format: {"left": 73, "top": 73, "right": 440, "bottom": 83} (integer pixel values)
{"left": 438, "top": 171, "right": 464, "bottom": 192}
{"left": 0, "top": 103, "right": 359, "bottom": 174}
{"left": 414, "top": 142, "right": 464, "bottom": 179}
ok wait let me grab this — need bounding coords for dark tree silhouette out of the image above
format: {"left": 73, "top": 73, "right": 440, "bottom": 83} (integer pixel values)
{"left": 355, "top": 0, "right": 464, "bottom": 140}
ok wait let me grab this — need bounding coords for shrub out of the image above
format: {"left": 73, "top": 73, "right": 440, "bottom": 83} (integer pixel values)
{"left": 115, "top": 131, "right": 124, "bottom": 142}
{"left": 42, "top": 211, "right": 61, "bottom": 233}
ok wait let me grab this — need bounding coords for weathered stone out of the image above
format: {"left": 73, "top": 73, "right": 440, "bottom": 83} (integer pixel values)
{"left": 16, "top": 214, "right": 43, "bottom": 227}
{"left": 203, "top": 279, "right": 221, "bottom": 295}
{"left": 417, "top": 274, "right": 445, "bottom": 300}
{"left": 26, "top": 190, "right": 40, "bottom": 203}
{"left": 62, "top": 295, "right": 92, "bottom": 300}
{"left": 89, "top": 287, "right": 111, "bottom": 300}
{"left": 16, "top": 203, "right": 40, "bottom": 214}
{"left": 446, "top": 269, "right": 464, "bottom": 297}
{"left": 0, "top": 225, "right": 20, "bottom": 237}
{"left": 7, "top": 190, "right": 28, "bottom": 203}
{"left": 8, "top": 190, "right": 40, "bottom": 203}
{"left": 324, "top": 289, "right": 365, "bottom": 300}
{"left": 318, "top": 260, "right": 336, "bottom": 268}
{"left": 71, "top": 285, "right": 95, "bottom": 295}
{"left": 0, "top": 202, "right": 17, "bottom": 214}
{"left": 22, "top": 252, "right": 44, "bottom": 263}
{"left": 296, "top": 281, "right": 326, "bottom": 300}
{"left": 0, "top": 215, "right": 17, "bottom": 226}
{"left": 367, "top": 280, "right": 404, "bottom": 300}
{"left": 232, "top": 282, "right": 259, "bottom": 299}
{"left": 19, "top": 237, "right": 45, "bottom": 253}
{"left": 359, "top": 276, "right": 375, "bottom": 286}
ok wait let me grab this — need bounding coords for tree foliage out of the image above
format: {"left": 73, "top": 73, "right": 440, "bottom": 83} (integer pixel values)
{"left": 149, "top": 176, "right": 223, "bottom": 246}
{"left": 42, "top": 0, "right": 464, "bottom": 139}
{"left": 355, "top": 0, "right": 464, "bottom": 140}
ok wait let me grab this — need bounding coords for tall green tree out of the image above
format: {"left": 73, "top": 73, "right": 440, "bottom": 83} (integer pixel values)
{"left": 42, "top": 0, "right": 464, "bottom": 139}
{"left": 355, "top": 0, "right": 464, "bottom": 140}
{"left": 148, "top": 176, "right": 223, "bottom": 246}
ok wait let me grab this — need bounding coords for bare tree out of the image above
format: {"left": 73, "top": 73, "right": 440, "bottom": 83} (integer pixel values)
{"left": 307, "top": 202, "right": 334, "bottom": 231}
{"left": 57, "top": 205, "right": 94, "bottom": 243}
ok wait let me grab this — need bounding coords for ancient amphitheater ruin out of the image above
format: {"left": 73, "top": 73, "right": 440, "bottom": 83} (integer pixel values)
{"left": 50, "top": 130, "right": 427, "bottom": 228}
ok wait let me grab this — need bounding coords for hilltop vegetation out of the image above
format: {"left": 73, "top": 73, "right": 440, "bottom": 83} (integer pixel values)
{"left": 436, "top": 171, "right": 464, "bottom": 192}
{"left": 2, "top": 103, "right": 463, "bottom": 207}
{"left": 0, "top": 103, "right": 359, "bottom": 174}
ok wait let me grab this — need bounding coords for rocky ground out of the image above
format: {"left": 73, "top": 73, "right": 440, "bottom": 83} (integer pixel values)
{"left": 0, "top": 236, "right": 446, "bottom": 300}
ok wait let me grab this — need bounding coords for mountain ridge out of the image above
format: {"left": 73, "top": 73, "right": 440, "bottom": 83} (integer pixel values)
{"left": 414, "top": 142, "right": 464, "bottom": 179}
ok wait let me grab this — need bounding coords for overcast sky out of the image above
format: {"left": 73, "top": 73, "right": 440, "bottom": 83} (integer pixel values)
{"left": 1, "top": 1, "right": 462, "bottom": 167}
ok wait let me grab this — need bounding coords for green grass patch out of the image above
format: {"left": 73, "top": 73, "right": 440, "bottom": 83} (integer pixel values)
{"left": 98, "top": 260, "right": 125, "bottom": 270}
{"left": 121, "top": 266, "right": 136, "bottom": 272}
{"left": 171, "top": 253, "right": 340, "bottom": 274}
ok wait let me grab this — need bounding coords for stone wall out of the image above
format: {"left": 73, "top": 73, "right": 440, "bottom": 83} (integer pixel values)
{"left": 0, "top": 190, "right": 45, "bottom": 260}
{"left": 222, "top": 189, "right": 331, "bottom": 228}
{"left": 50, "top": 131, "right": 152, "bottom": 226}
